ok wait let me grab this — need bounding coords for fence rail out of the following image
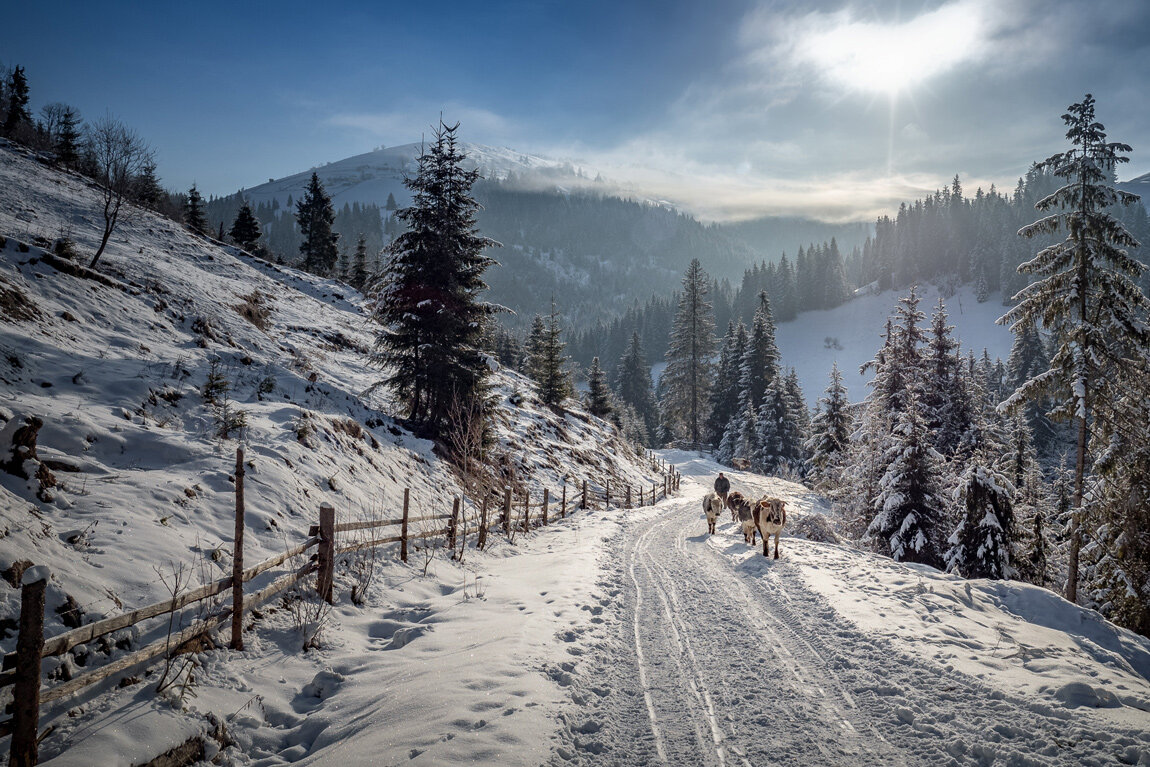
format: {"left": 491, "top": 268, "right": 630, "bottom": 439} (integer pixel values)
{"left": 2, "top": 448, "right": 681, "bottom": 766}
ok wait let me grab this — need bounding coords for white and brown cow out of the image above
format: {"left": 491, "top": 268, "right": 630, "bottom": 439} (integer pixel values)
{"left": 725, "top": 490, "right": 747, "bottom": 525}
{"left": 728, "top": 493, "right": 758, "bottom": 544}
{"left": 702, "top": 491, "right": 724, "bottom": 535}
{"left": 753, "top": 496, "right": 787, "bottom": 559}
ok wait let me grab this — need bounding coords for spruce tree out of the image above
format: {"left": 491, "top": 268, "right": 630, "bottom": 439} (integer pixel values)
{"left": 868, "top": 388, "right": 947, "bottom": 569}
{"left": 707, "top": 320, "right": 743, "bottom": 445}
{"left": 534, "top": 298, "right": 573, "bottom": 408}
{"left": 229, "top": 201, "right": 262, "bottom": 251}
{"left": 297, "top": 172, "right": 340, "bottom": 275}
{"left": 2, "top": 65, "right": 30, "bottom": 138}
{"left": 661, "top": 259, "right": 716, "bottom": 445}
{"left": 351, "top": 233, "right": 370, "bottom": 290}
{"left": 184, "top": 184, "right": 209, "bottom": 235}
{"left": 370, "top": 120, "right": 500, "bottom": 433}
{"left": 1004, "top": 320, "right": 1056, "bottom": 451}
{"left": 132, "top": 159, "right": 165, "bottom": 210}
{"left": 946, "top": 462, "right": 1015, "bottom": 580}
{"left": 616, "top": 331, "right": 657, "bottom": 437}
{"left": 806, "top": 363, "right": 851, "bottom": 483}
{"left": 523, "top": 315, "right": 547, "bottom": 380}
{"left": 586, "top": 356, "right": 612, "bottom": 418}
{"left": 738, "top": 291, "right": 780, "bottom": 412}
{"left": 53, "top": 105, "right": 82, "bottom": 169}
{"left": 998, "top": 94, "right": 1150, "bottom": 603}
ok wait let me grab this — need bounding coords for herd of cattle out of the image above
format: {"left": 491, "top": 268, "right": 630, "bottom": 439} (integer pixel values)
{"left": 701, "top": 488, "right": 787, "bottom": 559}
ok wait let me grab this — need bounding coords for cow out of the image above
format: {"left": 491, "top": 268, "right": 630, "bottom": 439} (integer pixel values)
{"left": 725, "top": 490, "right": 747, "bottom": 524}
{"left": 753, "top": 497, "right": 787, "bottom": 559}
{"left": 702, "top": 491, "right": 724, "bottom": 535}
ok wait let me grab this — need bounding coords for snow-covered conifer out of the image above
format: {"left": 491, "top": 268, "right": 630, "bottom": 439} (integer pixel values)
{"left": 946, "top": 462, "right": 1015, "bottom": 580}
{"left": 806, "top": 363, "right": 851, "bottom": 484}
{"left": 660, "top": 259, "right": 715, "bottom": 445}
{"left": 184, "top": 184, "right": 209, "bottom": 235}
{"left": 868, "top": 388, "right": 948, "bottom": 569}
{"left": 586, "top": 356, "right": 612, "bottom": 418}
{"left": 297, "top": 172, "right": 340, "bottom": 275}
{"left": 707, "top": 320, "right": 744, "bottom": 445}
{"left": 998, "top": 94, "right": 1149, "bottom": 602}
{"left": 738, "top": 291, "right": 780, "bottom": 412}
{"left": 616, "top": 331, "right": 657, "bottom": 440}
{"left": 370, "top": 121, "right": 500, "bottom": 434}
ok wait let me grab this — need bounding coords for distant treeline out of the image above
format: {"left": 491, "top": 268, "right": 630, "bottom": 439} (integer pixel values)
{"left": 569, "top": 167, "right": 1150, "bottom": 373}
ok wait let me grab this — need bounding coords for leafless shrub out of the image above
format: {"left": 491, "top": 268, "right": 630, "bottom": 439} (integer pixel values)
{"left": 281, "top": 544, "right": 332, "bottom": 651}
{"left": 346, "top": 504, "right": 382, "bottom": 606}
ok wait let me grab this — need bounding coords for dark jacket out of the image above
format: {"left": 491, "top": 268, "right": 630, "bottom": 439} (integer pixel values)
{"left": 714, "top": 475, "right": 730, "bottom": 494}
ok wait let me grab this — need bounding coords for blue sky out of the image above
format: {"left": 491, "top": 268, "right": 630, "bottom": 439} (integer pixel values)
{"left": 5, "top": 0, "right": 1149, "bottom": 221}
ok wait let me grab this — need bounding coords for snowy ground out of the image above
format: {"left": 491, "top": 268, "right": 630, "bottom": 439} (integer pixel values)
{"left": 544, "top": 452, "right": 1150, "bottom": 766}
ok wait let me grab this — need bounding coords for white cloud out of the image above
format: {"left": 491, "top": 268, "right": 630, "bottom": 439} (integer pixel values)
{"left": 326, "top": 104, "right": 518, "bottom": 145}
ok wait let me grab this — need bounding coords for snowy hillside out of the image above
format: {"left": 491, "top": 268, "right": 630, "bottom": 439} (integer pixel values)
{"left": 0, "top": 141, "right": 665, "bottom": 763}
{"left": 238, "top": 141, "right": 596, "bottom": 213}
{"left": 776, "top": 283, "right": 1015, "bottom": 401}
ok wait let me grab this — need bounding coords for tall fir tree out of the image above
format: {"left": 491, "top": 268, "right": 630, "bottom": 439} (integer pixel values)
{"left": 738, "top": 291, "right": 781, "bottom": 411}
{"left": 946, "top": 462, "right": 1015, "bottom": 580}
{"left": 1004, "top": 320, "right": 1056, "bottom": 451}
{"left": 616, "top": 331, "right": 657, "bottom": 439}
{"left": 370, "top": 121, "right": 500, "bottom": 434}
{"left": 184, "top": 184, "right": 209, "bottom": 235}
{"left": 351, "top": 233, "right": 370, "bottom": 290}
{"left": 297, "top": 172, "right": 340, "bottom": 275}
{"left": 867, "top": 388, "right": 948, "bottom": 569}
{"left": 53, "top": 105, "right": 82, "bottom": 169}
{"left": 586, "top": 356, "right": 612, "bottom": 418}
{"left": 805, "top": 362, "right": 851, "bottom": 483}
{"left": 660, "top": 259, "right": 716, "bottom": 445}
{"left": 2, "top": 65, "right": 30, "bottom": 138}
{"left": 533, "top": 298, "right": 573, "bottom": 407}
{"left": 707, "top": 320, "right": 743, "bottom": 445}
{"left": 998, "top": 94, "right": 1150, "bottom": 603}
{"left": 523, "top": 315, "right": 546, "bottom": 380}
{"left": 229, "top": 201, "right": 262, "bottom": 251}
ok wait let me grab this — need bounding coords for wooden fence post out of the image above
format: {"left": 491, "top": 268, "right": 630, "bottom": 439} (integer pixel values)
{"left": 503, "top": 487, "right": 512, "bottom": 535}
{"left": 542, "top": 488, "right": 549, "bottom": 526}
{"left": 561, "top": 483, "right": 567, "bottom": 519}
{"left": 626, "top": 485, "right": 631, "bottom": 509}
{"left": 231, "top": 447, "right": 245, "bottom": 651}
{"left": 10, "top": 567, "right": 47, "bottom": 767}
{"left": 522, "top": 492, "right": 530, "bottom": 533}
{"left": 582, "top": 480, "right": 588, "bottom": 510}
{"left": 449, "top": 497, "right": 460, "bottom": 554}
{"left": 317, "top": 503, "right": 335, "bottom": 604}
{"left": 401, "top": 488, "right": 410, "bottom": 563}
{"left": 652, "top": 482, "right": 656, "bottom": 502}
{"left": 478, "top": 497, "right": 488, "bottom": 550}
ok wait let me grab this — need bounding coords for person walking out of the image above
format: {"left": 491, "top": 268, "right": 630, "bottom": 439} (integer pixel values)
{"left": 714, "top": 472, "right": 730, "bottom": 506}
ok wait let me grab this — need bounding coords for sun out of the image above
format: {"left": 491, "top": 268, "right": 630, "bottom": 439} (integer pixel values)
{"left": 800, "top": 2, "right": 983, "bottom": 97}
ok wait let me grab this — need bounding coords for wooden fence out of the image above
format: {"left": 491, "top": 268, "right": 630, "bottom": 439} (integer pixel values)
{"left": 1, "top": 449, "right": 681, "bottom": 766}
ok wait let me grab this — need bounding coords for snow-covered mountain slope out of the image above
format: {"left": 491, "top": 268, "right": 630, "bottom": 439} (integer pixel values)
{"left": 776, "top": 283, "right": 1015, "bottom": 401}
{"left": 239, "top": 141, "right": 594, "bottom": 213}
{"left": 0, "top": 141, "right": 662, "bottom": 762}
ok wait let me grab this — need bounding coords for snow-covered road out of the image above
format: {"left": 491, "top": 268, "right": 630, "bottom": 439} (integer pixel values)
{"left": 548, "top": 455, "right": 1150, "bottom": 766}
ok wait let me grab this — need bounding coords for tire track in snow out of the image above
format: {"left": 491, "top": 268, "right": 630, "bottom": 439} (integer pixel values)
{"left": 549, "top": 486, "right": 1142, "bottom": 765}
